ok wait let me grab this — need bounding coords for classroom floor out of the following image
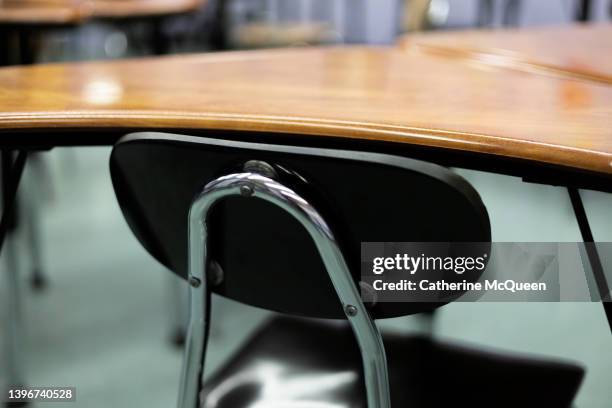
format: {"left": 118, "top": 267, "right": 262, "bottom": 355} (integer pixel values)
{"left": 1, "top": 146, "right": 611, "bottom": 407}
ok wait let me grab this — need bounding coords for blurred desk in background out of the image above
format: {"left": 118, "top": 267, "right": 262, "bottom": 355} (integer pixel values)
{"left": 0, "top": 0, "right": 205, "bottom": 22}
{"left": 0, "top": 1, "right": 89, "bottom": 84}
{"left": 88, "top": 0, "right": 206, "bottom": 55}
{"left": 400, "top": 24, "right": 612, "bottom": 85}
{"left": 90, "top": 0, "right": 203, "bottom": 19}
{"left": 0, "top": 0, "right": 89, "bottom": 25}
{"left": 0, "top": 0, "right": 207, "bottom": 64}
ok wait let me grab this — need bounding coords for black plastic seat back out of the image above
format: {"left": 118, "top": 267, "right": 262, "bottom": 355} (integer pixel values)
{"left": 110, "top": 132, "right": 491, "bottom": 318}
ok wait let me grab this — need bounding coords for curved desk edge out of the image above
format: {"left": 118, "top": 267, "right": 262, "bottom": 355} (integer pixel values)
{"left": 1, "top": 111, "right": 611, "bottom": 191}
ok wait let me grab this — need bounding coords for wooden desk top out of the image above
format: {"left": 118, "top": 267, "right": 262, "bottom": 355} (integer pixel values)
{"left": 400, "top": 24, "right": 612, "bottom": 85}
{"left": 0, "top": 0, "right": 89, "bottom": 25}
{"left": 0, "top": 0, "right": 203, "bottom": 25}
{"left": 90, "top": 0, "right": 203, "bottom": 19}
{"left": 0, "top": 47, "right": 611, "bottom": 178}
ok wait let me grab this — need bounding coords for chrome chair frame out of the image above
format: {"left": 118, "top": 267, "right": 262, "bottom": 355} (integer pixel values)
{"left": 177, "top": 172, "right": 391, "bottom": 408}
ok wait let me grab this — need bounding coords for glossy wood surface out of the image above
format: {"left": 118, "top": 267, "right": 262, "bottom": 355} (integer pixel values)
{"left": 0, "top": 46, "right": 611, "bottom": 175}
{"left": 401, "top": 24, "right": 612, "bottom": 85}
{"left": 0, "top": 0, "right": 203, "bottom": 24}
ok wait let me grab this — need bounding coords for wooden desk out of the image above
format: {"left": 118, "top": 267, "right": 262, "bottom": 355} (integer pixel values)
{"left": 90, "top": 0, "right": 204, "bottom": 19}
{"left": 0, "top": 0, "right": 89, "bottom": 25}
{"left": 0, "top": 0, "right": 205, "bottom": 64}
{"left": 0, "top": 0, "right": 204, "bottom": 24}
{"left": 0, "top": 47, "right": 610, "bottom": 189}
{"left": 400, "top": 24, "right": 612, "bottom": 85}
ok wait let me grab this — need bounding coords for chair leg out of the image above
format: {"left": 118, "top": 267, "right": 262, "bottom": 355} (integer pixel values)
{"left": 177, "top": 171, "right": 391, "bottom": 408}
{"left": 176, "top": 194, "right": 214, "bottom": 408}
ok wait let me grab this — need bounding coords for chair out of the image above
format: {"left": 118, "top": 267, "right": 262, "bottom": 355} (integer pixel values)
{"left": 110, "top": 131, "right": 584, "bottom": 407}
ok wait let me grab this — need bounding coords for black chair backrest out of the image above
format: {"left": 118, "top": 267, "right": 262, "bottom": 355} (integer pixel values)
{"left": 110, "top": 132, "right": 491, "bottom": 319}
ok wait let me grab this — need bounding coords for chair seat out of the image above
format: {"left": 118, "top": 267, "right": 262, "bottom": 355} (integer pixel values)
{"left": 201, "top": 316, "right": 584, "bottom": 408}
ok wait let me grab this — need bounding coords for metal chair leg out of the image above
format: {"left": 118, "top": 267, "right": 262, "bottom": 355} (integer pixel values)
{"left": 177, "top": 171, "right": 391, "bottom": 408}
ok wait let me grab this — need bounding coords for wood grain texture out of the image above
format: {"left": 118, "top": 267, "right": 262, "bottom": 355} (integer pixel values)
{"left": 0, "top": 47, "right": 611, "bottom": 175}
{"left": 400, "top": 24, "right": 612, "bottom": 85}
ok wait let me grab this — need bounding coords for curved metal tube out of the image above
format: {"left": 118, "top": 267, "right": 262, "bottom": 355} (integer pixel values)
{"left": 178, "top": 172, "right": 391, "bottom": 408}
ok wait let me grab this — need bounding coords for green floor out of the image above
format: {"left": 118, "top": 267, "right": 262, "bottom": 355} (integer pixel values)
{"left": 1, "top": 147, "right": 611, "bottom": 407}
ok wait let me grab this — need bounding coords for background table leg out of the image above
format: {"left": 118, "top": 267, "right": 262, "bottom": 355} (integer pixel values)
{"left": 568, "top": 187, "right": 611, "bottom": 333}
{"left": 1, "top": 151, "right": 29, "bottom": 406}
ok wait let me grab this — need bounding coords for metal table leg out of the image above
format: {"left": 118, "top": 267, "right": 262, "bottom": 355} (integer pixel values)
{"left": 567, "top": 187, "right": 611, "bottom": 333}
{"left": 1, "top": 150, "right": 28, "bottom": 406}
{"left": 151, "top": 17, "right": 170, "bottom": 55}
{"left": 0, "top": 151, "right": 28, "bottom": 255}
{"left": 576, "top": 0, "right": 592, "bottom": 22}
{"left": 3, "top": 225, "right": 25, "bottom": 393}
{"left": 22, "top": 156, "right": 48, "bottom": 291}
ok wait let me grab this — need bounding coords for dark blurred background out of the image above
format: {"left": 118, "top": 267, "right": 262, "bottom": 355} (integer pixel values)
{"left": 1, "top": 0, "right": 611, "bottom": 65}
